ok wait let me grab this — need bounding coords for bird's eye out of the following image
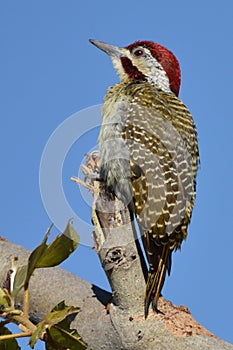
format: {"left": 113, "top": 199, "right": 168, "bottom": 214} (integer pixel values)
{"left": 133, "top": 49, "right": 144, "bottom": 57}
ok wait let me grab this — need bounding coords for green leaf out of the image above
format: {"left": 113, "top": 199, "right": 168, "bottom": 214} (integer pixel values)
{"left": 51, "top": 300, "right": 66, "bottom": 312}
{"left": 25, "top": 225, "right": 53, "bottom": 285}
{"left": 29, "top": 312, "right": 81, "bottom": 349}
{"left": 0, "top": 288, "right": 11, "bottom": 310}
{"left": 12, "top": 221, "right": 79, "bottom": 294}
{"left": 47, "top": 323, "right": 87, "bottom": 350}
{"left": 11, "top": 265, "right": 27, "bottom": 298}
{"left": 36, "top": 220, "right": 79, "bottom": 268}
{"left": 45, "top": 301, "right": 87, "bottom": 349}
{"left": 43, "top": 306, "right": 80, "bottom": 326}
{"left": 29, "top": 301, "right": 81, "bottom": 349}
{"left": 0, "top": 326, "right": 21, "bottom": 350}
{"left": 29, "top": 321, "right": 45, "bottom": 349}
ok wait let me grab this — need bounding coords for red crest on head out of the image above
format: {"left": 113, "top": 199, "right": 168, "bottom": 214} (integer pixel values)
{"left": 126, "top": 41, "right": 181, "bottom": 96}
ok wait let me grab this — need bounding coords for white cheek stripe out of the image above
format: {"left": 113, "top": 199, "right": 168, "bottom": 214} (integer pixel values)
{"left": 131, "top": 50, "right": 171, "bottom": 93}
{"left": 111, "top": 50, "right": 172, "bottom": 94}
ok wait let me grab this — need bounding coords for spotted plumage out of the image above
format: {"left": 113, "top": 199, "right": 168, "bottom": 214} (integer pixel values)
{"left": 90, "top": 39, "right": 199, "bottom": 318}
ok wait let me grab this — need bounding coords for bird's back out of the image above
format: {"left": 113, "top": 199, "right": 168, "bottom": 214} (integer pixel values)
{"left": 101, "top": 80, "right": 199, "bottom": 243}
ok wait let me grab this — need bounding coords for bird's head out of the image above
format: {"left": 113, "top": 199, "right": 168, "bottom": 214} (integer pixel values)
{"left": 89, "top": 39, "right": 181, "bottom": 96}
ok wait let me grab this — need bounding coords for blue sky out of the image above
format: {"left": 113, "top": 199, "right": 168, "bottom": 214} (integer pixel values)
{"left": 1, "top": 1, "right": 233, "bottom": 348}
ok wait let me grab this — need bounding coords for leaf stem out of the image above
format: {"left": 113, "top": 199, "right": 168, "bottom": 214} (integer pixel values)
{"left": 23, "top": 282, "right": 29, "bottom": 318}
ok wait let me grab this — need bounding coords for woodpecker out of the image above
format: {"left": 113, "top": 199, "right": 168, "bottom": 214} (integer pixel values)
{"left": 89, "top": 39, "right": 199, "bottom": 318}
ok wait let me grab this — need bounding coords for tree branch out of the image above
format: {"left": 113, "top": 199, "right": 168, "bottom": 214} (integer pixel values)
{"left": 0, "top": 238, "right": 232, "bottom": 349}
{"left": 92, "top": 180, "right": 146, "bottom": 311}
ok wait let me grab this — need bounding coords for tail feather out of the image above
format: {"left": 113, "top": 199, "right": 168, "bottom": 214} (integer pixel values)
{"left": 144, "top": 242, "right": 171, "bottom": 318}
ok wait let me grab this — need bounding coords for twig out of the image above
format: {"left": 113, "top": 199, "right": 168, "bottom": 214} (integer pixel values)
{"left": 8, "top": 313, "right": 37, "bottom": 333}
{"left": 0, "top": 331, "right": 32, "bottom": 341}
{"left": 23, "top": 282, "right": 29, "bottom": 319}
{"left": 70, "top": 176, "right": 93, "bottom": 191}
